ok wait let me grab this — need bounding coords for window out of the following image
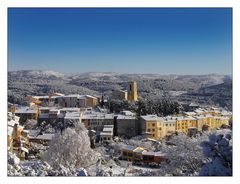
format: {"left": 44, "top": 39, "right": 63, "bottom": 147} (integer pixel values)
{"left": 147, "top": 129, "right": 151, "bottom": 132}
{"left": 159, "top": 128, "right": 162, "bottom": 131}
{"left": 153, "top": 134, "right": 155, "bottom": 137}
{"left": 152, "top": 123, "right": 155, "bottom": 127}
{"left": 129, "top": 84, "right": 132, "bottom": 91}
{"left": 152, "top": 129, "right": 155, "bottom": 132}
{"left": 166, "top": 124, "right": 168, "bottom": 126}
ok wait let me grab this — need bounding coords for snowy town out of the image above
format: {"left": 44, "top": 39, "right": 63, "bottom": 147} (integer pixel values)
{"left": 7, "top": 81, "right": 232, "bottom": 176}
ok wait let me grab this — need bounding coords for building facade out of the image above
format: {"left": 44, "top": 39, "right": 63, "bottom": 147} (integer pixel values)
{"left": 110, "top": 90, "right": 128, "bottom": 101}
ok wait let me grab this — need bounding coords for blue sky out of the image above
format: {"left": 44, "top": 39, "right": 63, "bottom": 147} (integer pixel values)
{"left": 8, "top": 8, "right": 232, "bottom": 74}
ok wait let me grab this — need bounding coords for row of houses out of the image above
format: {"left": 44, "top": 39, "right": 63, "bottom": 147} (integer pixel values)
{"left": 11, "top": 103, "right": 232, "bottom": 142}
{"left": 12, "top": 106, "right": 89, "bottom": 124}
{"left": 82, "top": 107, "right": 231, "bottom": 141}
{"left": 140, "top": 107, "right": 232, "bottom": 140}
{"left": 26, "top": 93, "right": 98, "bottom": 108}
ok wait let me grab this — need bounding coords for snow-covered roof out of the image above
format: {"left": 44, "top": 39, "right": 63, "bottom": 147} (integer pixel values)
{"left": 85, "top": 95, "right": 98, "bottom": 99}
{"left": 50, "top": 96, "right": 63, "bottom": 99}
{"left": 33, "top": 95, "right": 49, "bottom": 99}
{"left": 82, "top": 112, "right": 114, "bottom": 119}
{"left": 100, "top": 132, "right": 113, "bottom": 136}
{"left": 115, "top": 114, "right": 136, "bottom": 120}
{"left": 64, "top": 94, "right": 80, "bottom": 98}
{"left": 184, "top": 112, "right": 197, "bottom": 116}
{"left": 163, "top": 119, "right": 176, "bottom": 123}
{"left": 102, "top": 127, "right": 113, "bottom": 132}
{"left": 221, "top": 111, "right": 232, "bottom": 116}
{"left": 64, "top": 112, "right": 80, "bottom": 118}
{"left": 65, "top": 117, "right": 80, "bottom": 120}
{"left": 121, "top": 110, "right": 135, "bottom": 116}
{"left": 189, "top": 102, "right": 199, "bottom": 107}
{"left": 140, "top": 115, "right": 164, "bottom": 122}
{"left": 51, "top": 92, "right": 65, "bottom": 96}
{"left": 142, "top": 151, "right": 166, "bottom": 157}
{"left": 60, "top": 108, "right": 80, "bottom": 112}
{"left": 154, "top": 152, "right": 166, "bottom": 157}
{"left": 15, "top": 108, "right": 38, "bottom": 114}
{"left": 39, "top": 107, "right": 50, "bottom": 110}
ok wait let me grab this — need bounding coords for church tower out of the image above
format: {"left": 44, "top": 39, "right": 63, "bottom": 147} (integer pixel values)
{"left": 127, "top": 81, "right": 138, "bottom": 102}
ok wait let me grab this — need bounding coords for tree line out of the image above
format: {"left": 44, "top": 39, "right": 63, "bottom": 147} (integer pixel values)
{"left": 108, "top": 98, "right": 181, "bottom": 117}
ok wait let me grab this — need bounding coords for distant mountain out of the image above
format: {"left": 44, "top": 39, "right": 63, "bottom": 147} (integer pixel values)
{"left": 68, "top": 72, "right": 230, "bottom": 96}
{"left": 178, "top": 81, "right": 232, "bottom": 110}
{"left": 8, "top": 70, "right": 66, "bottom": 80}
{"left": 8, "top": 70, "right": 99, "bottom": 105}
{"left": 8, "top": 70, "right": 232, "bottom": 108}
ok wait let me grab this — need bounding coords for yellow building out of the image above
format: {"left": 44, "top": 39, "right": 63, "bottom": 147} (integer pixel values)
{"left": 175, "top": 117, "right": 189, "bottom": 134}
{"left": 192, "top": 114, "right": 230, "bottom": 132}
{"left": 141, "top": 109, "right": 231, "bottom": 139}
{"left": 127, "top": 81, "right": 138, "bottom": 102}
{"left": 140, "top": 115, "right": 176, "bottom": 140}
{"left": 162, "top": 119, "right": 176, "bottom": 138}
{"left": 213, "top": 116, "right": 229, "bottom": 128}
{"left": 140, "top": 115, "right": 163, "bottom": 139}
{"left": 175, "top": 116, "right": 198, "bottom": 134}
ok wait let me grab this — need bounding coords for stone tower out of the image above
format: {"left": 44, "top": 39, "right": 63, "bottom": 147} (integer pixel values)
{"left": 127, "top": 81, "right": 138, "bottom": 102}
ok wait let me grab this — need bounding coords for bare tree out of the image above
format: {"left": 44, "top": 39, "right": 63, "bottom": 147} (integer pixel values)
{"left": 43, "top": 122, "right": 99, "bottom": 171}
{"left": 159, "top": 133, "right": 209, "bottom": 176}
